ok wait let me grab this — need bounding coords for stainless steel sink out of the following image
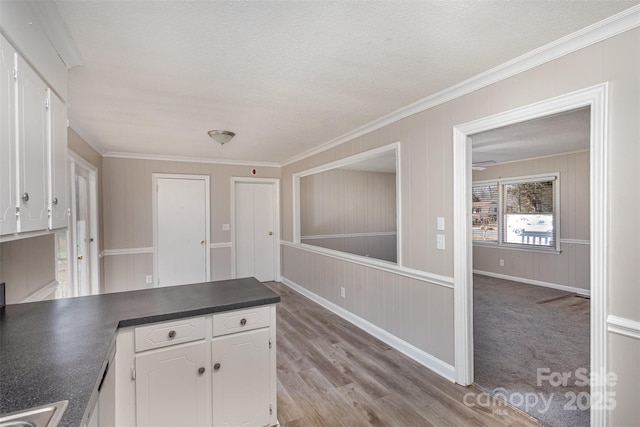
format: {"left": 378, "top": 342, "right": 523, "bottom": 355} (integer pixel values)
{"left": 0, "top": 401, "right": 68, "bottom": 427}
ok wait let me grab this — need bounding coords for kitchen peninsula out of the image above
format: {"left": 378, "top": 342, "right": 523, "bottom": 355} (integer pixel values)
{"left": 0, "top": 277, "right": 280, "bottom": 426}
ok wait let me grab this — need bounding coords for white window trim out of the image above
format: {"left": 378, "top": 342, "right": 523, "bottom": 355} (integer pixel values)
{"left": 472, "top": 173, "right": 561, "bottom": 252}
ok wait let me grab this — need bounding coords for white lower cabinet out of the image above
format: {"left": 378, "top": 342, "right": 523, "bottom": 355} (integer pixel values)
{"left": 114, "top": 307, "right": 277, "bottom": 427}
{"left": 212, "top": 328, "right": 271, "bottom": 426}
{"left": 136, "top": 341, "right": 209, "bottom": 427}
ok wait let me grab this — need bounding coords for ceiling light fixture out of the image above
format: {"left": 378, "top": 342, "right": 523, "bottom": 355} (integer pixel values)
{"left": 207, "top": 130, "right": 235, "bottom": 145}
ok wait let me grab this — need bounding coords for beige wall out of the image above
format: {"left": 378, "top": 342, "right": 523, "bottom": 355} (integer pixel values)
{"left": 472, "top": 151, "right": 590, "bottom": 291}
{"left": 300, "top": 169, "right": 397, "bottom": 262}
{"left": 281, "top": 27, "right": 640, "bottom": 419}
{"left": 101, "top": 157, "right": 280, "bottom": 292}
{"left": 0, "top": 234, "right": 56, "bottom": 303}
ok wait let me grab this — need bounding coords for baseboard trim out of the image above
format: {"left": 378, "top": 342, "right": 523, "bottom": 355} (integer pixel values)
{"left": 473, "top": 269, "right": 590, "bottom": 296}
{"left": 607, "top": 315, "right": 640, "bottom": 340}
{"left": 20, "top": 280, "right": 58, "bottom": 303}
{"left": 280, "top": 276, "right": 456, "bottom": 382}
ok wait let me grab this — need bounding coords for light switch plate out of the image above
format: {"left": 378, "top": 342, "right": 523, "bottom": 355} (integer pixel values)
{"left": 145, "top": 275, "right": 153, "bottom": 284}
{"left": 222, "top": 224, "right": 230, "bottom": 231}
{"left": 437, "top": 217, "right": 445, "bottom": 231}
{"left": 436, "top": 234, "right": 445, "bottom": 250}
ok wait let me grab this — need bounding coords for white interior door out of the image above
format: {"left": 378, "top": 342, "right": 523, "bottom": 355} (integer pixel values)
{"left": 234, "top": 180, "right": 277, "bottom": 282}
{"left": 155, "top": 176, "right": 209, "bottom": 287}
{"left": 64, "top": 154, "right": 99, "bottom": 298}
{"left": 74, "top": 167, "right": 91, "bottom": 296}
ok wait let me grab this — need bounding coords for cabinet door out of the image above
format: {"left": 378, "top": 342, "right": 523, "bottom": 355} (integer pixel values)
{"left": 47, "top": 89, "right": 68, "bottom": 229}
{"left": 136, "top": 341, "right": 209, "bottom": 427}
{"left": 212, "top": 328, "right": 271, "bottom": 427}
{"left": 0, "top": 36, "right": 17, "bottom": 235}
{"left": 16, "top": 55, "right": 48, "bottom": 232}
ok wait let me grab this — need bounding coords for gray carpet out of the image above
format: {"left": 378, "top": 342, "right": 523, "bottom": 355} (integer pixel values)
{"left": 474, "top": 274, "right": 590, "bottom": 427}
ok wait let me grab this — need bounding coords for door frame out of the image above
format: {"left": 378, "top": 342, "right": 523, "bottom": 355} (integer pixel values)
{"left": 452, "top": 83, "right": 608, "bottom": 426}
{"left": 230, "top": 177, "right": 280, "bottom": 281}
{"left": 152, "top": 173, "right": 211, "bottom": 287}
{"left": 68, "top": 150, "right": 100, "bottom": 296}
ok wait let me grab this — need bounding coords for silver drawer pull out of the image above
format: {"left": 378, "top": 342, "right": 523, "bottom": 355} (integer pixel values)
{"left": 213, "top": 363, "right": 221, "bottom": 371}
{"left": 198, "top": 367, "right": 205, "bottom": 374}
{"left": 21, "top": 192, "right": 29, "bottom": 202}
{"left": 52, "top": 197, "right": 58, "bottom": 205}
{"left": 240, "top": 318, "right": 247, "bottom": 326}
{"left": 168, "top": 330, "right": 176, "bottom": 338}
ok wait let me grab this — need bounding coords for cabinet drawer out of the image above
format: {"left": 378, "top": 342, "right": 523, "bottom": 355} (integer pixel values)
{"left": 135, "top": 316, "right": 205, "bottom": 352}
{"left": 213, "top": 306, "right": 270, "bottom": 337}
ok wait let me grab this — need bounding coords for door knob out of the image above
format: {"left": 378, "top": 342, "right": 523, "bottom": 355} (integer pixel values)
{"left": 268, "top": 231, "right": 273, "bottom": 236}
{"left": 77, "top": 255, "right": 83, "bottom": 260}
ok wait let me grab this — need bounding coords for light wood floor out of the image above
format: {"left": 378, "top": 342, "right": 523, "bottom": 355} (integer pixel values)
{"left": 265, "top": 282, "right": 541, "bottom": 427}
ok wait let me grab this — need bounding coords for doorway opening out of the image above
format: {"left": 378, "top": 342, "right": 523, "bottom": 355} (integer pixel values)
{"left": 453, "top": 83, "right": 609, "bottom": 426}
{"left": 470, "top": 107, "right": 591, "bottom": 426}
{"left": 57, "top": 151, "right": 100, "bottom": 297}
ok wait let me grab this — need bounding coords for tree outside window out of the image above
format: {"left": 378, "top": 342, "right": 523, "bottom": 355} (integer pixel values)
{"left": 473, "top": 174, "right": 559, "bottom": 250}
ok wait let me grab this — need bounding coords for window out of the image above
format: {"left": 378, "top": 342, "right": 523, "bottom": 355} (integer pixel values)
{"left": 54, "top": 231, "right": 70, "bottom": 298}
{"left": 473, "top": 174, "right": 559, "bottom": 251}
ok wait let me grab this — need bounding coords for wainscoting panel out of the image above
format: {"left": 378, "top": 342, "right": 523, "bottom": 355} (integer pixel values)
{"left": 103, "top": 252, "right": 153, "bottom": 293}
{"left": 281, "top": 243, "right": 454, "bottom": 366}
{"left": 473, "top": 241, "right": 590, "bottom": 292}
{"left": 608, "top": 332, "right": 640, "bottom": 426}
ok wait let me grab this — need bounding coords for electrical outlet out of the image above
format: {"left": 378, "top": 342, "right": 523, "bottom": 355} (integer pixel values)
{"left": 499, "top": 259, "right": 505, "bottom": 267}
{"left": 145, "top": 275, "right": 153, "bottom": 284}
{"left": 222, "top": 224, "right": 230, "bottom": 231}
{"left": 436, "top": 234, "right": 445, "bottom": 250}
{"left": 340, "top": 287, "right": 346, "bottom": 298}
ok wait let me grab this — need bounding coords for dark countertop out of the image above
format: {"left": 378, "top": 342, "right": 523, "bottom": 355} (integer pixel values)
{"left": 0, "top": 277, "right": 280, "bottom": 426}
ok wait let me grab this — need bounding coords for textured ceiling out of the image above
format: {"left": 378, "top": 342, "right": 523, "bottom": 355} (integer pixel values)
{"left": 472, "top": 107, "right": 591, "bottom": 164}
{"left": 56, "top": 1, "right": 637, "bottom": 165}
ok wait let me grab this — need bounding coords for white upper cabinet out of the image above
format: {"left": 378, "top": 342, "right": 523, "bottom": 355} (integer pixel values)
{"left": 16, "top": 54, "right": 49, "bottom": 233}
{"left": 0, "top": 36, "right": 17, "bottom": 235}
{"left": 47, "top": 88, "right": 68, "bottom": 229}
{"left": 0, "top": 34, "right": 69, "bottom": 238}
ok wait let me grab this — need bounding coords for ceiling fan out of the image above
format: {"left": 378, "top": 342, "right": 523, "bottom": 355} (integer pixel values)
{"left": 472, "top": 160, "right": 496, "bottom": 171}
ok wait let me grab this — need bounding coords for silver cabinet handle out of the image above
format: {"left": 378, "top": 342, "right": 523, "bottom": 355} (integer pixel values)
{"left": 168, "top": 330, "right": 176, "bottom": 338}
{"left": 21, "top": 193, "right": 29, "bottom": 202}
{"left": 240, "top": 318, "right": 247, "bottom": 326}
{"left": 198, "top": 367, "right": 205, "bottom": 374}
{"left": 213, "top": 363, "right": 221, "bottom": 371}
{"left": 52, "top": 197, "right": 58, "bottom": 205}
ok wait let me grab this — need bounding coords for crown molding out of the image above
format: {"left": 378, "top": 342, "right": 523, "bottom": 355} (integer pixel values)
{"left": 281, "top": 4, "right": 640, "bottom": 167}
{"left": 102, "top": 151, "right": 281, "bottom": 168}
{"left": 26, "top": 1, "right": 84, "bottom": 68}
